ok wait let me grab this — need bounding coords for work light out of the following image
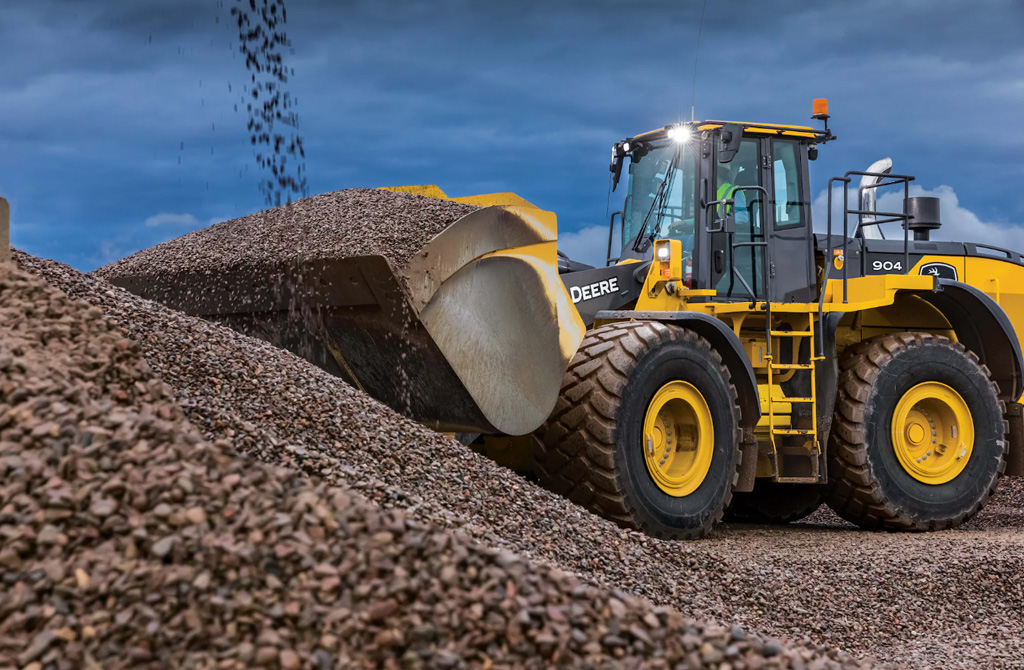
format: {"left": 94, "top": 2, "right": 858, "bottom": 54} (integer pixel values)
{"left": 667, "top": 125, "right": 692, "bottom": 144}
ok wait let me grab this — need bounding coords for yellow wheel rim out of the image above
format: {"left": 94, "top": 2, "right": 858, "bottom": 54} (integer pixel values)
{"left": 891, "top": 382, "right": 974, "bottom": 485}
{"left": 642, "top": 381, "right": 714, "bottom": 497}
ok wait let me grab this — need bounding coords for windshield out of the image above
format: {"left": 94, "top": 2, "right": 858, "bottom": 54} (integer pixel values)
{"left": 622, "top": 140, "right": 698, "bottom": 257}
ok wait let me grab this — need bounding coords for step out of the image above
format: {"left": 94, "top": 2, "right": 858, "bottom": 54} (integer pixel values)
{"left": 769, "top": 330, "right": 813, "bottom": 337}
{"left": 771, "top": 428, "right": 816, "bottom": 436}
{"left": 775, "top": 476, "right": 820, "bottom": 484}
{"left": 770, "top": 363, "right": 814, "bottom": 370}
{"left": 771, "top": 396, "right": 814, "bottom": 403}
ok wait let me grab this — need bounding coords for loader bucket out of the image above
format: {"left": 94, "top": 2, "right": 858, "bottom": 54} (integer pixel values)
{"left": 108, "top": 190, "right": 586, "bottom": 436}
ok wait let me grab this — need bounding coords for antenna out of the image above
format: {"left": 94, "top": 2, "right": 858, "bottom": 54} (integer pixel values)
{"left": 690, "top": 0, "right": 709, "bottom": 122}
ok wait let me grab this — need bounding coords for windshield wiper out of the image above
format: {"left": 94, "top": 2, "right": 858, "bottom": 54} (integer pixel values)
{"left": 631, "top": 149, "right": 680, "bottom": 252}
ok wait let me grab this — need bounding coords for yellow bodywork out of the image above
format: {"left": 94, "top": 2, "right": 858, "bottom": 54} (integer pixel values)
{"left": 909, "top": 253, "right": 1024, "bottom": 402}
{"left": 380, "top": 184, "right": 541, "bottom": 209}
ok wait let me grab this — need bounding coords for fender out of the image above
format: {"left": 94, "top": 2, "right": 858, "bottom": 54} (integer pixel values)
{"left": 908, "top": 279, "right": 1024, "bottom": 402}
{"left": 594, "top": 309, "right": 760, "bottom": 428}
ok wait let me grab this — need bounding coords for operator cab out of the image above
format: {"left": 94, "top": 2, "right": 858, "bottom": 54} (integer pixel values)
{"left": 609, "top": 115, "right": 833, "bottom": 304}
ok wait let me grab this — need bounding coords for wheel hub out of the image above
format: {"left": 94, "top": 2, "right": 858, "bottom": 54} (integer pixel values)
{"left": 891, "top": 382, "right": 974, "bottom": 485}
{"left": 643, "top": 381, "right": 713, "bottom": 497}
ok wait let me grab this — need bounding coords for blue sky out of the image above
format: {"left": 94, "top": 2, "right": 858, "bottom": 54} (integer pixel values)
{"left": 3, "top": 0, "right": 1024, "bottom": 269}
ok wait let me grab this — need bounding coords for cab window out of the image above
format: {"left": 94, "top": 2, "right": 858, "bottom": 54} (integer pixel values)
{"left": 772, "top": 140, "right": 805, "bottom": 228}
{"left": 622, "top": 141, "right": 698, "bottom": 257}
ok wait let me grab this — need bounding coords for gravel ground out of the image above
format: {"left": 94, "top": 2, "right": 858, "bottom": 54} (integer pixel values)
{"left": 94, "top": 188, "right": 479, "bottom": 282}
{"left": 0, "top": 262, "right": 873, "bottom": 669}
{"left": 20, "top": 252, "right": 1024, "bottom": 668}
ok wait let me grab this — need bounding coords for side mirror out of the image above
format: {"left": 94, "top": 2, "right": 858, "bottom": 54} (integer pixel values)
{"left": 718, "top": 123, "right": 742, "bottom": 164}
{"left": 610, "top": 154, "right": 625, "bottom": 191}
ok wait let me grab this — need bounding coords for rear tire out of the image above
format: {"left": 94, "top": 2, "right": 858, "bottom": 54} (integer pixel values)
{"left": 826, "top": 332, "right": 1007, "bottom": 530}
{"left": 533, "top": 321, "right": 743, "bottom": 539}
{"left": 725, "top": 481, "right": 824, "bottom": 525}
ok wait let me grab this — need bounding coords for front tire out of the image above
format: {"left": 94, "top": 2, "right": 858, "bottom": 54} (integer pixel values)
{"left": 533, "top": 321, "right": 743, "bottom": 539}
{"left": 826, "top": 332, "right": 1007, "bottom": 530}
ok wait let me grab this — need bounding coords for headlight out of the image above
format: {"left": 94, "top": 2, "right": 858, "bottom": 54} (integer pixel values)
{"left": 651, "top": 239, "right": 683, "bottom": 284}
{"left": 667, "top": 125, "right": 692, "bottom": 144}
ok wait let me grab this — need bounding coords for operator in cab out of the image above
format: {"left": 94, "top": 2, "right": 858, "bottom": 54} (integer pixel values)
{"left": 716, "top": 162, "right": 749, "bottom": 224}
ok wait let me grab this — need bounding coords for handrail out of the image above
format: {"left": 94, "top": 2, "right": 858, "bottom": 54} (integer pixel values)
{"left": 818, "top": 176, "right": 850, "bottom": 357}
{"left": 817, "top": 170, "right": 915, "bottom": 355}
{"left": 717, "top": 185, "right": 772, "bottom": 358}
{"left": 844, "top": 170, "right": 914, "bottom": 275}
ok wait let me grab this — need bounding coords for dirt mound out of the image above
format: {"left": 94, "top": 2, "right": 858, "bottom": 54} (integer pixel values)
{"left": 94, "top": 188, "right": 479, "bottom": 281}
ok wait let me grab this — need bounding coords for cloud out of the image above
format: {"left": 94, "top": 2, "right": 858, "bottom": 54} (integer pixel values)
{"left": 812, "top": 183, "right": 1024, "bottom": 252}
{"left": 143, "top": 212, "right": 225, "bottom": 228}
{"left": 558, "top": 224, "right": 614, "bottom": 268}
{"left": 7, "top": 1, "right": 1024, "bottom": 269}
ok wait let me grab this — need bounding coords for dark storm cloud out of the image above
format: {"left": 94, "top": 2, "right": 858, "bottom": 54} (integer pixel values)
{"left": 3, "top": 0, "right": 1024, "bottom": 269}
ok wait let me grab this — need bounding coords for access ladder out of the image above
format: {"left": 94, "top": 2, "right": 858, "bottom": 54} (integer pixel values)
{"left": 764, "top": 312, "right": 824, "bottom": 483}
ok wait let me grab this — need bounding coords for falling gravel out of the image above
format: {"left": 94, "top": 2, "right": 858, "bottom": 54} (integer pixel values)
{"left": 94, "top": 188, "right": 479, "bottom": 283}
{"left": 0, "top": 262, "right": 874, "bottom": 669}
{"left": 229, "top": 0, "right": 308, "bottom": 207}
{"left": 19, "top": 252, "right": 1024, "bottom": 668}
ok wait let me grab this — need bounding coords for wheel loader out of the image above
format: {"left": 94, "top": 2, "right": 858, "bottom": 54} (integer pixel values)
{"left": 109, "top": 99, "right": 1024, "bottom": 539}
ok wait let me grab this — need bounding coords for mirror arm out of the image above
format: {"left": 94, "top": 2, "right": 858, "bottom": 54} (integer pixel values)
{"left": 606, "top": 211, "right": 623, "bottom": 265}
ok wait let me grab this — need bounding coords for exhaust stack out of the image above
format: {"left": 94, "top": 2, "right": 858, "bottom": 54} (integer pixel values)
{"left": 858, "top": 158, "right": 893, "bottom": 240}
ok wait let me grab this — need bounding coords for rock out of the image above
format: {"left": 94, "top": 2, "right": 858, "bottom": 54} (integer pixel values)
{"left": 18, "top": 630, "right": 55, "bottom": 665}
{"left": 89, "top": 498, "right": 118, "bottom": 517}
{"left": 151, "top": 536, "right": 175, "bottom": 558}
{"left": 279, "top": 649, "right": 300, "bottom": 669}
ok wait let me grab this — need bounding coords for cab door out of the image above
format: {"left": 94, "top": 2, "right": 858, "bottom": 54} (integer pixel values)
{"left": 709, "top": 137, "right": 768, "bottom": 300}
{"left": 767, "top": 138, "right": 816, "bottom": 302}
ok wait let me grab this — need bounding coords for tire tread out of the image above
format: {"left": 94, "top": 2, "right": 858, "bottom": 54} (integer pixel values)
{"left": 533, "top": 321, "right": 743, "bottom": 539}
{"left": 826, "top": 332, "right": 1007, "bottom": 530}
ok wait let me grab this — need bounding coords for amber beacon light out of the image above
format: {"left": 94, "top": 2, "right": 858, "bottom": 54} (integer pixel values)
{"left": 812, "top": 98, "right": 829, "bottom": 120}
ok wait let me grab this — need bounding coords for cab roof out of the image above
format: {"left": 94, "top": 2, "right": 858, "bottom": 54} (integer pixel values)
{"left": 632, "top": 120, "right": 827, "bottom": 142}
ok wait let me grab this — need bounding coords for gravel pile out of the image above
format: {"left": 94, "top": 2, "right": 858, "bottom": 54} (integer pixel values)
{"left": 972, "top": 478, "right": 1024, "bottom": 528}
{"left": 94, "top": 188, "right": 479, "bottom": 282}
{"left": 20, "top": 252, "right": 1024, "bottom": 668}
{"left": 800, "top": 479, "right": 1024, "bottom": 531}
{"left": 0, "top": 262, "right": 873, "bottom": 669}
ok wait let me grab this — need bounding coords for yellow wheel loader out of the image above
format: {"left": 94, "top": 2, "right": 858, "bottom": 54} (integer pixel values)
{"left": 111, "top": 100, "right": 1024, "bottom": 539}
